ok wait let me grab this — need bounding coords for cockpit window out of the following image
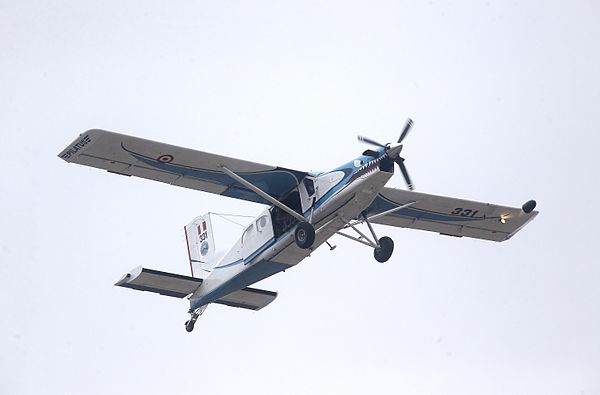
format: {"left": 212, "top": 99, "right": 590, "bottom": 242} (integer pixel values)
{"left": 303, "top": 178, "right": 315, "bottom": 196}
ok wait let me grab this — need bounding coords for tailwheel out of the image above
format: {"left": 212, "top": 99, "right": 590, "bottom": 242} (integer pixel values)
{"left": 185, "top": 306, "right": 205, "bottom": 332}
{"left": 185, "top": 320, "right": 195, "bottom": 333}
{"left": 295, "top": 222, "right": 315, "bottom": 249}
{"left": 373, "top": 236, "right": 394, "bottom": 263}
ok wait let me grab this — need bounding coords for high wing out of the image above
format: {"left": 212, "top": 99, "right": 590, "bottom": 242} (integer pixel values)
{"left": 58, "top": 129, "right": 307, "bottom": 204}
{"left": 366, "top": 187, "right": 538, "bottom": 242}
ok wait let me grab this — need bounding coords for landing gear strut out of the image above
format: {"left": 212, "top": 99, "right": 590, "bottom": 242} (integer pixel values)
{"left": 335, "top": 213, "right": 395, "bottom": 263}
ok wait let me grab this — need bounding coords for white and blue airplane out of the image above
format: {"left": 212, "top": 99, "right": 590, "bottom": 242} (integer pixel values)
{"left": 59, "top": 120, "right": 538, "bottom": 332}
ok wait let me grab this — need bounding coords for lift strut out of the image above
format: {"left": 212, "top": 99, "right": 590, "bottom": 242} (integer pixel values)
{"left": 220, "top": 165, "right": 305, "bottom": 222}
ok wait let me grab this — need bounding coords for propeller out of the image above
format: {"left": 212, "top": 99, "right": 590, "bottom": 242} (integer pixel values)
{"left": 395, "top": 157, "right": 413, "bottom": 190}
{"left": 398, "top": 118, "right": 413, "bottom": 144}
{"left": 357, "top": 135, "right": 386, "bottom": 148}
{"left": 357, "top": 118, "right": 415, "bottom": 190}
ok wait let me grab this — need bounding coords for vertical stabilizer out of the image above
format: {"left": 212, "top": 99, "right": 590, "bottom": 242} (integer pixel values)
{"left": 184, "top": 213, "right": 217, "bottom": 279}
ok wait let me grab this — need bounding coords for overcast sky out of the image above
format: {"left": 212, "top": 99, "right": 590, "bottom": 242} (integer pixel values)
{"left": 2, "top": 1, "right": 600, "bottom": 394}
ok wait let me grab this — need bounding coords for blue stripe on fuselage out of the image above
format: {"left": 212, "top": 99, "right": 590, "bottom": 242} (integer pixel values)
{"left": 213, "top": 236, "right": 278, "bottom": 270}
{"left": 307, "top": 151, "right": 388, "bottom": 214}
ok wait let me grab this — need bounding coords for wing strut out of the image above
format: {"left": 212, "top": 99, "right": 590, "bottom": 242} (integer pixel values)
{"left": 220, "top": 166, "right": 305, "bottom": 222}
{"left": 344, "top": 201, "right": 417, "bottom": 228}
{"left": 334, "top": 203, "right": 417, "bottom": 248}
{"left": 337, "top": 215, "right": 378, "bottom": 248}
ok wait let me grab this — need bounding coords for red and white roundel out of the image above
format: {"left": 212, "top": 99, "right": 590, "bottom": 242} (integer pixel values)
{"left": 157, "top": 154, "right": 174, "bottom": 163}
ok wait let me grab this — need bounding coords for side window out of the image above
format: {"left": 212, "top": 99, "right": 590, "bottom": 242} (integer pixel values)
{"left": 241, "top": 223, "right": 256, "bottom": 245}
{"left": 303, "top": 178, "right": 315, "bottom": 196}
{"left": 256, "top": 215, "right": 268, "bottom": 232}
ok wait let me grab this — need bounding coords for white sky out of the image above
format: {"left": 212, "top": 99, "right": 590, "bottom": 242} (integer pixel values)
{"left": 2, "top": 1, "right": 600, "bottom": 394}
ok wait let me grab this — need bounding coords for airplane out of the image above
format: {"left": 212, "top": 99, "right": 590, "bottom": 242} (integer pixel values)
{"left": 59, "top": 119, "right": 538, "bottom": 332}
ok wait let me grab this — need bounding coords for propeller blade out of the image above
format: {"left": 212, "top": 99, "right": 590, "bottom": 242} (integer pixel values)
{"left": 397, "top": 118, "right": 413, "bottom": 144}
{"left": 358, "top": 135, "right": 386, "bottom": 148}
{"left": 395, "top": 157, "right": 414, "bottom": 190}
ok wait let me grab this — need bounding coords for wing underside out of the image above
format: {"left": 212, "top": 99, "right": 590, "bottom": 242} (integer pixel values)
{"left": 366, "top": 187, "right": 538, "bottom": 242}
{"left": 59, "top": 129, "right": 307, "bottom": 204}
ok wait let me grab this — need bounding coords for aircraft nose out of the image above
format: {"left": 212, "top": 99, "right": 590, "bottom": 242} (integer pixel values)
{"left": 386, "top": 143, "right": 403, "bottom": 158}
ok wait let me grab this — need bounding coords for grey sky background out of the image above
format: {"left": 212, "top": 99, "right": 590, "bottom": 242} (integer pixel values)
{"left": 2, "top": 1, "right": 599, "bottom": 394}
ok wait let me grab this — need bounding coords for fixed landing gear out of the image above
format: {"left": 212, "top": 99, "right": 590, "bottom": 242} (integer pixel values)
{"left": 184, "top": 306, "right": 206, "bottom": 332}
{"left": 295, "top": 222, "right": 315, "bottom": 249}
{"left": 335, "top": 213, "right": 395, "bottom": 263}
{"left": 374, "top": 236, "right": 394, "bottom": 263}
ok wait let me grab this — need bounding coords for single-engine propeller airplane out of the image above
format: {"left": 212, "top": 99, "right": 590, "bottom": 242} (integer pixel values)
{"left": 59, "top": 119, "right": 538, "bottom": 332}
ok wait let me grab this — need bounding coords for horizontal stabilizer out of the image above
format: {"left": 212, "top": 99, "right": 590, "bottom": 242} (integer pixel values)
{"left": 115, "top": 266, "right": 202, "bottom": 298}
{"left": 214, "top": 287, "right": 277, "bottom": 311}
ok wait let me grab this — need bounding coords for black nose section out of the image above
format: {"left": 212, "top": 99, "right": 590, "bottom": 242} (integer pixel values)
{"left": 379, "top": 156, "right": 395, "bottom": 173}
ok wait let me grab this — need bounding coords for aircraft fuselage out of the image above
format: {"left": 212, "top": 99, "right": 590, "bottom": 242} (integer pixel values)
{"left": 190, "top": 150, "right": 392, "bottom": 310}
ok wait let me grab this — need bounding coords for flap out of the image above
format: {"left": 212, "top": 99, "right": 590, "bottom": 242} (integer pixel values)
{"left": 115, "top": 266, "right": 202, "bottom": 298}
{"left": 214, "top": 287, "right": 277, "bottom": 311}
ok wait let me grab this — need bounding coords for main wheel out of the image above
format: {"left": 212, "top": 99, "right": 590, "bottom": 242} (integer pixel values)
{"left": 295, "top": 222, "right": 316, "bottom": 249}
{"left": 374, "top": 236, "right": 394, "bottom": 263}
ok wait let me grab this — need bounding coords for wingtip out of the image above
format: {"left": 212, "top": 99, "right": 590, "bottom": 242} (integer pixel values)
{"left": 522, "top": 200, "right": 537, "bottom": 214}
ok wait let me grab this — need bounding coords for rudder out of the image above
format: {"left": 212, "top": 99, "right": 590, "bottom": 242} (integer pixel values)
{"left": 184, "top": 213, "right": 217, "bottom": 279}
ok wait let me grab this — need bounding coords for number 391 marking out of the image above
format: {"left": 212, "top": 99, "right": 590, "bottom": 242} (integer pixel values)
{"left": 451, "top": 208, "right": 479, "bottom": 217}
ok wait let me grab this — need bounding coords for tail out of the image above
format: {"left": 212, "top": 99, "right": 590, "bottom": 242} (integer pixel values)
{"left": 184, "top": 213, "right": 218, "bottom": 279}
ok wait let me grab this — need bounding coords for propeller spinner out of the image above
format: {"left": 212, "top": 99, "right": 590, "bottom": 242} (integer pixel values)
{"left": 357, "top": 118, "right": 415, "bottom": 190}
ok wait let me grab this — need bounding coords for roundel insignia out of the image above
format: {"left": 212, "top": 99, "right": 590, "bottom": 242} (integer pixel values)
{"left": 157, "top": 154, "right": 174, "bottom": 163}
{"left": 200, "top": 241, "right": 209, "bottom": 256}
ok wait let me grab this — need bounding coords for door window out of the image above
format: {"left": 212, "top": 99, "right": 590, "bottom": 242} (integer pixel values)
{"left": 303, "top": 178, "right": 315, "bottom": 196}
